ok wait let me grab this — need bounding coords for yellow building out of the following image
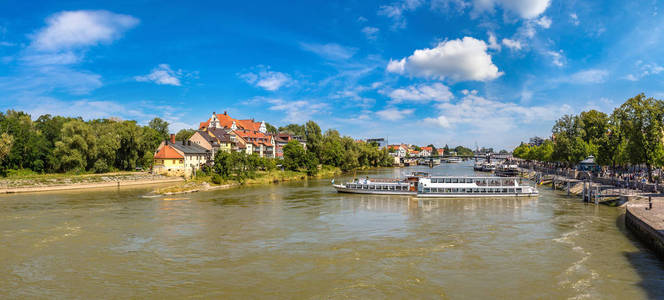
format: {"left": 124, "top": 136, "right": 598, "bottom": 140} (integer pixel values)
{"left": 153, "top": 135, "right": 211, "bottom": 178}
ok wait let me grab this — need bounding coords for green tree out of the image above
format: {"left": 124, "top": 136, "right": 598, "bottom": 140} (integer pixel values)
{"left": 278, "top": 124, "right": 305, "bottom": 136}
{"left": 53, "top": 120, "right": 97, "bottom": 172}
{"left": 265, "top": 122, "right": 278, "bottom": 134}
{"left": 615, "top": 93, "right": 664, "bottom": 182}
{"left": 283, "top": 140, "right": 307, "bottom": 171}
{"left": 305, "top": 120, "right": 322, "bottom": 159}
{"left": 0, "top": 133, "right": 13, "bottom": 172}
{"left": 175, "top": 128, "right": 196, "bottom": 141}
{"left": 148, "top": 117, "right": 169, "bottom": 141}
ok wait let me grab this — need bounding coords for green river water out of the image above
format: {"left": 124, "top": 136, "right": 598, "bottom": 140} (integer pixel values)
{"left": 1, "top": 161, "right": 664, "bottom": 299}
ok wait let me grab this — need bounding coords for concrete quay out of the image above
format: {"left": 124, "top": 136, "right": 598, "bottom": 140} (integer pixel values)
{"left": 626, "top": 196, "right": 664, "bottom": 259}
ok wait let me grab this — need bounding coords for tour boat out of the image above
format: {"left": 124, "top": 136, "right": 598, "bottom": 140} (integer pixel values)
{"left": 333, "top": 173, "right": 538, "bottom": 198}
{"left": 494, "top": 163, "right": 520, "bottom": 177}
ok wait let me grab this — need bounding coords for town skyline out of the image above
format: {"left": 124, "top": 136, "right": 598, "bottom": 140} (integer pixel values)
{"left": 2, "top": 1, "right": 663, "bottom": 149}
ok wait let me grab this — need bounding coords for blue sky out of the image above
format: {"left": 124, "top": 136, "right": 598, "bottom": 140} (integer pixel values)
{"left": 1, "top": 0, "right": 663, "bottom": 149}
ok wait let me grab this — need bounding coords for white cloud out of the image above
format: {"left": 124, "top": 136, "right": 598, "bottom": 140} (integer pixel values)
{"left": 135, "top": 64, "right": 183, "bottom": 86}
{"left": 376, "top": 108, "right": 415, "bottom": 120}
{"left": 378, "top": 0, "right": 424, "bottom": 29}
{"left": 535, "top": 16, "right": 551, "bottom": 28}
{"left": 387, "top": 83, "right": 454, "bottom": 103}
{"left": 547, "top": 50, "right": 564, "bottom": 67}
{"left": 30, "top": 10, "right": 138, "bottom": 51}
{"left": 362, "top": 26, "right": 380, "bottom": 40}
{"left": 387, "top": 36, "right": 503, "bottom": 81}
{"left": 569, "top": 69, "right": 609, "bottom": 84}
{"left": 501, "top": 38, "right": 522, "bottom": 50}
{"left": 300, "top": 42, "right": 357, "bottom": 61}
{"left": 0, "top": 67, "right": 102, "bottom": 95}
{"left": 423, "top": 93, "right": 570, "bottom": 144}
{"left": 570, "top": 13, "right": 579, "bottom": 26}
{"left": 472, "top": 0, "right": 551, "bottom": 19}
{"left": 487, "top": 32, "right": 501, "bottom": 50}
{"left": 265, "top": 98, "right": 328, "bottom": 123}
{"left": 240, "top": 68, "right": 293, "bottom": 91}
{"left": 621, "top": 62, "right": 664, "bottom": 81}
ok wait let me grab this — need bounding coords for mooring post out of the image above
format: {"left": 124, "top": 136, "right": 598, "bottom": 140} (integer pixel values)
{"left": 567, "top": 181, "right": 570, "bottom": 196}
{"left": 582, "top": 181, "right": 587, "bottom": 202}
{"left": 595, "top": 186, "right": 599, "bottom": 205}
{"left": 648, "top": 196, "right": 652, "bottom": 210}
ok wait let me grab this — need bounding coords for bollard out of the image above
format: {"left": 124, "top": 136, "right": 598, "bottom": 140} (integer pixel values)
{"left": 649, "top": 196, "right": 652, "bottom": 210}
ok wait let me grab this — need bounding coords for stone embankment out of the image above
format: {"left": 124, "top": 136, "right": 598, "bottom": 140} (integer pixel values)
{"left": 625, "top": 196, "right": 664, "bottom": 258}
{"left": 0, "top": 172, "right": 183, "bottom": 194}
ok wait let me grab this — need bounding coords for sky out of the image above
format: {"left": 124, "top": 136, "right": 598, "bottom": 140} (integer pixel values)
{"left": 1, "top": 0, "right": 664, "bottom": 150}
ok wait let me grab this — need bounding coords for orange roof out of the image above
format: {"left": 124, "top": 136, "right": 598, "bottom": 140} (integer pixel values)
{"left": 200, "top": 112, "right": 263, "bottom": 131}
{"left": 422, "top": 146, "right": 433, "bottom": 151}
{"left": 154, "top": 145, "right": 184, "bottom": 159}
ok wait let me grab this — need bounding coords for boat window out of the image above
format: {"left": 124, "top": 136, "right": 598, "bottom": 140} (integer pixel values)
{"left": 424, "top": 188, "right": 430, "bottom": 193}
{"left": 508, "top": 188, "right": 515, "bottom": 193}
{"left": 452, "top": 188, "right": 458, "bottom": 193}
{"left": 516, "top": 188, "right": 522, "bottom": 193}
{"left": 452, "top": 178, "right": 458, "bottom": 183}
{"left": 445, "top": 178, "right": 450, "bottom": 183}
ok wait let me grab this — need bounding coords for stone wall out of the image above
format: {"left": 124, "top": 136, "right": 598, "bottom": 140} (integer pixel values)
{"left": 625, "top": 204, "right": 664, "bottom": 259}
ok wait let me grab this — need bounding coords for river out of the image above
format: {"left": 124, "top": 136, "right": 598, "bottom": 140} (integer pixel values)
{"left": 1, "top": 161, "right": 664, "bottom": 299}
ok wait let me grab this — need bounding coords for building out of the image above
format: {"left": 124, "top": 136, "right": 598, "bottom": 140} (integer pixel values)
{"left": 197, "top": 111, "right": 274, "bottom": 157}
{"left": 420, "top": 146, "right": 432, "bottom": 157}
{"left": 366, "top": 138, "right": 387, "bottom": 148}
{"left": 529, "top": 136, "right": 545, "bottom": 147}
{"left": 188, "top": 128, "right": 239, "bottom": 159}
{"left": 437, "top": 148, "right": 444, "bottom": 156}
{"left": 153, "top": 134, "right": 211, "bottom": 178}
{"left": 273, "top": 133, "right": 307, "bottom": 158}
{"left": 387, "top": 144, "right": 407, "bottom": 157}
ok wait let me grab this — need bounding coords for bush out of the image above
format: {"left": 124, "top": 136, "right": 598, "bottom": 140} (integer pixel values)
{"left": 211, "top": 174, "right": 223, "bottom": 184}
{"left": 93, "top": 159, "right": 110, "bottom": 173}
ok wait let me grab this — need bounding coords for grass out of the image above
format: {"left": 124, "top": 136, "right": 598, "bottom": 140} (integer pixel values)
{"left": 0, "top": 169, "right": 163, "bottom": 188}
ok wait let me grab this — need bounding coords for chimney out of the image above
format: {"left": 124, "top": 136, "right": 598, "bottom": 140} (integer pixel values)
{"left": 188, "top": 140, "right": 191, "bottom": 146}
{"left": 213, "top": 111, "right": 216, "bottom": 115}
{"left": 182, "top": 139, "right": 186, "bottom": 145}
{"left": 224, "top": 111, "right": 227, "bottom": 115}
{"left": 170, "top": 134, "right": 175, "bottom": 144}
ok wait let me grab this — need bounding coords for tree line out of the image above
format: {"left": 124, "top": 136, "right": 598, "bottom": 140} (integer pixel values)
{"left": 513, "top": 93, "right": 664, "bottom": 181}
{"left": 0, "top": 110, "right": 168, "bottom": 174}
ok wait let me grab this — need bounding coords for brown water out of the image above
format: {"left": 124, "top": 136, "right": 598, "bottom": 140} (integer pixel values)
{"left": 2, "top": 162, "right": 664, "bottom": 299}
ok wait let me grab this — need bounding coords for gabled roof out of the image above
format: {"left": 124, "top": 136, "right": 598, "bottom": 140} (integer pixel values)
{"left": 154, "top": 145, "right": 184, "bottom": 159}
{"left": 170, "top": 142, "right": 209, "bottom": 154}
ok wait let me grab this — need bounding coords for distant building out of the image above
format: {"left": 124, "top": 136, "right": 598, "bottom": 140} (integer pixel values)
{"left": 198, "top": 111, "right": 274, "bottom": 157}
{"left": 273, "top": 133, "right": 307, "bottom": 158}
{"left": 529, "top": 136, "right": 545, "bottom": 146}
{"left": 387, "top": 144, "right": 407, "bottom": 157}
{"left": 366, "top": 138, "right": 387, "bottom": 148}
{"left": 420, "top": 146, "right": 432, "bottom": 157}
{"left": 153, "top": 134, "right": 211, "bottom": 178}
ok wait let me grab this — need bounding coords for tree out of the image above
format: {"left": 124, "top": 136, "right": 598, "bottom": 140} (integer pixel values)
{"left": 278, "top": 124, "right": 305, "bottom": 136}
{"left": 0, "top": 133, "right": 13, "bottom": 172}
{"left": 305, "top": 120, "right": 322, "bottom": 159}
{"left": 579, "top": 109, "right": 608, "bottom": 144}
{"left": 596, "top": 111, "right": 624, "bottom": 174}
{"left": 551, "top": 114, "right": 588, "bottom": 165}
{"left": 175, "top": 128, "right": 196, "bottom": 141}
{"left": 53, "top": 120, "right": 97, "bottom": 172}
{"left": 148, "top": 117, "right": 169, "bottom": 141}
{"left": 265, "top": 122, "right": 278, "bottom": 135}
{"left": 283, "top": 140, "right": 307, "bottom": 171}
{"left": 614, "top": 93, "right": 664, "bottom": 182}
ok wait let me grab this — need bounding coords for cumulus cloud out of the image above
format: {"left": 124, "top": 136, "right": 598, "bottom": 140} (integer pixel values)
{"left": 135, "top": 64, "right": 183, "bottom": 86}
{"left": 387, "top": 36, "right": 503, "bottom": 81}
{"left": 378, "top": 0, "right": 424, "bottom": 29}
{"left": 300, "top": 42, "right": 357, "bottom": 61}
{"left": 240, "top": 68, "right": 293, "bottom": 91}
{"left": 387, "top": 83, "right": 454, "bottom": 103}
{"left": 501, "top": 38, "right": 522, "bottom": 51}
{"left": 472, "top": 0, "right": 551, "bottom": 19}
{"left": 30, "top": 10, "right": 138, "bottom": 51}
{"left": 376, "top": 107, "right": 415, "bottom": 120}
{"left": 362, "top": 26, "right": 380, "bottom": 40}
{"left": 623, "top": 62, "right": 664, "bottom": 81}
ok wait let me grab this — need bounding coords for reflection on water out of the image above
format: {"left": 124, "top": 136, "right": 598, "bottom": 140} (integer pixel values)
{"left": 1, "top": 162, "right": 664, "bottom": 299}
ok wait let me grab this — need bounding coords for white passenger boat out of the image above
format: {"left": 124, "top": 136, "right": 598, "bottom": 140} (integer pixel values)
{"left": 417, "top": 176, "right": 538, "bottom": 198}
{"left": 333, "top": 173, "right": 538, "bottom": 198}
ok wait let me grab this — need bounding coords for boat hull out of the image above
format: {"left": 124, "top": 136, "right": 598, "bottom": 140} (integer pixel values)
{"left": 333, "top": 184, "right": 416, "bottom": 196}
{"left": 416, "top": 192, "right": 538, "bottom": 198}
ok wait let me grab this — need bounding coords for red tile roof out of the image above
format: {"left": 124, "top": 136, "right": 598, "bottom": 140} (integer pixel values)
{"left": 154, "top": 145, "right": 184, "bottom": 159}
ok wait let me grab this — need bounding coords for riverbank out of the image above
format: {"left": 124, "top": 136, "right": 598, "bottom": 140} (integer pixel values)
{"left": 153, "top": 166, "right": 343, "bottom": 195}
{"left": 625, "top": 196, "right": 664, "bottom": 258}
{"left": 0, "top": 171, "right": 183, "bottom": 194}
